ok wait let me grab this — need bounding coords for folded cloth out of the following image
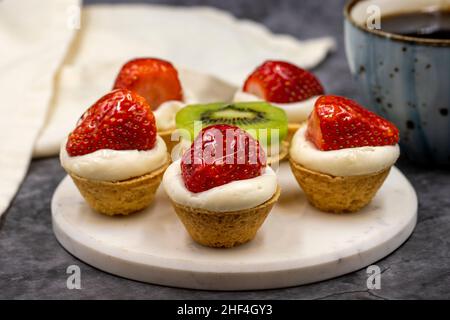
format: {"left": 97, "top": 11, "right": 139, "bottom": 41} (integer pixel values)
{"left": 0, "top": 0, "right": 79, "bottom": 217}
{"left": 34, "top": 4, "right": 335, "bottom": 157}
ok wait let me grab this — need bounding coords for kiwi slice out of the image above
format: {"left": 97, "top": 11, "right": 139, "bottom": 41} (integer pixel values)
{"left": 175, "top": 102, "right": 288, "bottom": 146}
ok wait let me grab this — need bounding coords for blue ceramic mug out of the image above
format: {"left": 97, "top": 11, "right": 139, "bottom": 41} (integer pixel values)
{"left": 344, "top": 0, "right": 450, "bottom": 164}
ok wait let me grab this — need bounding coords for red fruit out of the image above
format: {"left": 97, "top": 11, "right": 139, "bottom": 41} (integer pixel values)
{"left": 243, "top": 60, "right": 324, "bottom": 103}
{"left": 181, "top": 124, "right": 266, "bottom": 193}
{"left": 113, "top": 58, "right": 183, "bottom": 109}
{"left": 66, "top": 89, "right": 157, "bottom": 156}
{"left": 306, "top": 95, "right": 399, "bottom": 151}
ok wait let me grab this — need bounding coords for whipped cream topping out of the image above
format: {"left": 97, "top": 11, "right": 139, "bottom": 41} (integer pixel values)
{"left": 154, "top": 100, "right": 185, "bottom": 132}
{"left": 290, "top": 126, "right": 400, "bottom": 176}
{"left": 153, "top": 88, "right": 197, "bottom": 132}
{"left": 233, "top": 90, "right": 319, "bottom": 123}
{"left": 170, "top": 138, "right": 191, "bottom": 161}
{"left": 60, "top": 136, "right": 168, "bottom": 181}
{"left": 163, "top": 159, "right": 278, "bottom": 212}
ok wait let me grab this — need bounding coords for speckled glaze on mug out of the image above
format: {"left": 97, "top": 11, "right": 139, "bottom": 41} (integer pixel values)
{"left": 344, "top": 0, "right": 450, "bottom": 164}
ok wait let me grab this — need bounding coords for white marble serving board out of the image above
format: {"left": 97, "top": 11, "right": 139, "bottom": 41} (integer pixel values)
{"left": 52, "top": 162, "right": 417, "bottom": 290}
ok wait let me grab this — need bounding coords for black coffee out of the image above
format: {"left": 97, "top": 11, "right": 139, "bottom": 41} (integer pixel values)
{"left": 381, "top": 10, "right": 450, "bottom": 40}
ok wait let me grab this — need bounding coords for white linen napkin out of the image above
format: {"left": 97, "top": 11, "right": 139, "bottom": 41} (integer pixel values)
{"left": 0, "top": 0, "right": 79, "bottom": 217}
{"left": 0, "top": 2, "right": 335, "bottom": 217}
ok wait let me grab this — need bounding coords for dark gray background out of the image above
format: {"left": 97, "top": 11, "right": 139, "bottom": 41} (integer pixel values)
{"left": 1, "top": 0, "right": 449, "bottom": 299}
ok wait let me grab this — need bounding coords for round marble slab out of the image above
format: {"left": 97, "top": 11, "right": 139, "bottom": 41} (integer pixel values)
{"left": 52, "top": 163, "right": 417, "bottom": 290}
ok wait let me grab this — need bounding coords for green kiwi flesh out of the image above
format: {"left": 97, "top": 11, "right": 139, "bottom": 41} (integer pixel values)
{"left": 175, "top": 102, "right": 288, "bottom": 146}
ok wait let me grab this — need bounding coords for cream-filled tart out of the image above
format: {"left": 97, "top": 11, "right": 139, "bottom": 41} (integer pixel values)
{"left": 60, "top": 89, "right": 170, "bottom": 215}
{"left": 163, "top": 124, "right": 280, "bottom": 248}
{"left": 113, "top": 57, "right": 193, "bottom": 152}
{"left": 289, "top": 95, "right": 400, "bottom": 213}
{"left": 235, "top": 60, "right": 324, "bottom": 142}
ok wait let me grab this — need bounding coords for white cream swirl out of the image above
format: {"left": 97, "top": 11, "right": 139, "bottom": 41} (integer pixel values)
{"left": 170, "top": 138, "right": 191, "bottom": 162}
{"left": 233, "top": 90, "right": 319, "bottom": 123}
{"left": 290, "top": 126, "right": 400, "bottom": 176}
{"left": 163, "top": 159, "right": 278, "bottom": 212}
{"left": 60, "top": 136, "right": 168, "bottom": 181}
{"left": 154, "top": 100, "right": 185, "bottom": 132}
{"left": 153, "top": 88, "right": 197, "bottom": 132}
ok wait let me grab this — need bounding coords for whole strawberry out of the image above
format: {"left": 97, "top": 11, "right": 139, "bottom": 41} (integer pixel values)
{"left": 306, "top": 95, "right": 399, "bottom": 151}
{"left": 113, "top": 58, "right": 183, "bottom": 109}
{"left": 66, "top": 89, "right": 157, "bottom": 156}
{"left": 243, "top": 60, "right": 324, "bottom": 103}
{"left": 181, "top": 124, "right": 266, "bottom": 193}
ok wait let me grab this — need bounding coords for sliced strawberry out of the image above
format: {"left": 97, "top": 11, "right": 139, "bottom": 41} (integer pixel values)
{"left": 113, "top": 58, "right": 183, "bottom": 109}
{"left": 306, "top": 95, "right": 399, "bottom": 151}
{"left": 66, "top": 89, "right": 157, "bottom": 156}
{"left": 181, "top": 124, "right": 266, "bottom": 193}
{"left": 243, "top": 60, "right": 324, "bottom": 103}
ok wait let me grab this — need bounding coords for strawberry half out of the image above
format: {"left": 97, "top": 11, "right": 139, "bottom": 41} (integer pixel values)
{"left": 113, "top": 58, "right": 183, "bottom": 109}
{"left": 306, "top": 95, "right": 399, "bottom": 151}
{"left": 181, "top": 124, "right": 266, "bottom": 193}
{"left": 243, "top": 60, "right": 324, "bottom": 103}
{"left": 66, "top": 89, "right": 157, "bottom": 156}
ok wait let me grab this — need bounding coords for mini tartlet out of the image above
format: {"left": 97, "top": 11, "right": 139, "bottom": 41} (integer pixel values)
{"left": 173, "top": 101, "right": 289, "bottom": 164}
{"left": 289, "top": 95, "right": 400, "bottom": 213}
{"left": 60, "top": 89, "right": 170, "bottom": 215}
{"left": 234, "top": 60, "right": 324, "bottom": 142}
{"left": 163, "top": 124, "right": 280, "bottom": 248}
{"left": 113, "top": 58, "right": 190, "bottom": 152}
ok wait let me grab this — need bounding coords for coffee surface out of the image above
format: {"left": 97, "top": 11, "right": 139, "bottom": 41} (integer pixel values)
{"left": 381, "top": 10, "right": 450, "bottom": 40}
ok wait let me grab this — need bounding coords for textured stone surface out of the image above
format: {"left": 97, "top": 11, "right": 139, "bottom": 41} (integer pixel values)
{"left": 1, "top": 0, "right": 449, "bottom": 299}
